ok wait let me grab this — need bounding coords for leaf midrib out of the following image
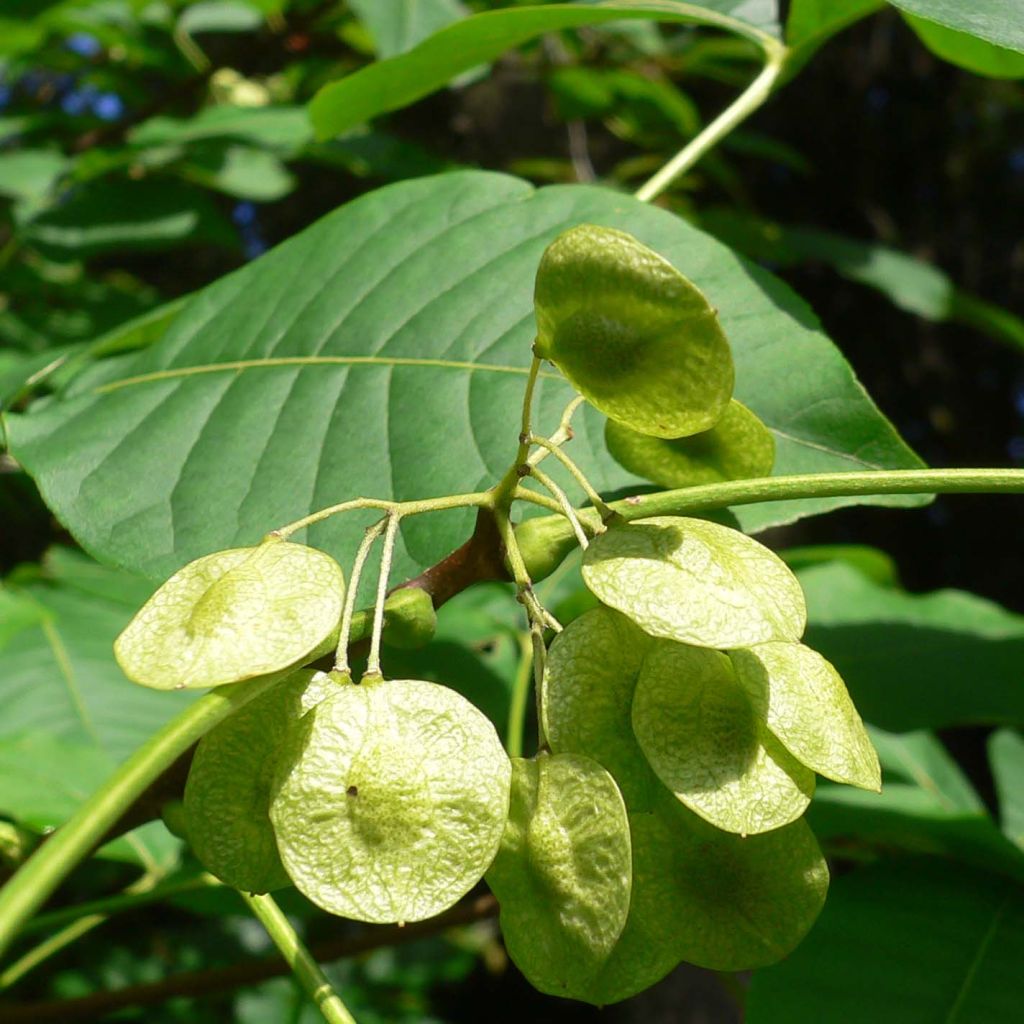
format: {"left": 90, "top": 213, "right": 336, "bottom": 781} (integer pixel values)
{"left": 92, "top": 355, "right": 562, "bottom": 395}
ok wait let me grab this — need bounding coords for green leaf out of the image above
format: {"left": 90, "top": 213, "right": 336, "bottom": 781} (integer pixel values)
{"left": 535, "top": 224, "right": 733, "bottom": 438}
{"left": 131, "top": 106, "right": 313, "bottom": 155}
{"left": 886, "top": 0, "right": 1024, "bottom": 56}
{"left": 798, "top": 560, "right": 1024, "bottom": 730}
{"left": 780, "top": 543, "right": 899, "bottom": 586}
{"left": 632, "top": 641, "right": 814, "bottom": 834}
{"left": 180, "top": 143, "right": 296, "bottom": 202}
{"left": 0, "top": 149, "right": 68, "bottom": 208}
{"left": 309, "top": 2, "right": 781, "bottom": 139}
{"left": 0, "top": 732, "right": 178, "bottom": 867}
{"left": 114, "top": 539, "right": 345, "bottom": 690}
{"left": 730, "top": 642, "right": 880, "bottom": 790}
{"left": 0, "top": 585, "right": 46, "bottom": 650}
{"left": 902, "top": 12, "right": 1024, "bottom": 77}
{"left": 746, "top": 858, "right": 1024, "bottom": 1024}
{"left": 24, "top": 179, "right": 238, "bottom": 259}
{"left": 349, "top": 0, "right": 469, "bottom": 58}
{"left": 583, "top": 516, "right": 806, "bottom": 648}
{"left": 990, "top": 730, "right": 1024, "bottom": 850}
{"left": 809, "top": 783, "right": 1024, "bottom": 883}
{"left": 701, "top": 209, "right": 1024, "bottom": 353}
{"left": 184, "top": 669, "right": 330, "bottom": 893}
{"left": 486, "top": 753, "right": 632, "bottom": 999}
{"left": 541, "top": 605, "right": 663, "bottom": 811}
{"left": 270, "top": 677, "right": 511, "bottom": 923}
{"left": 7, "top": 171, "right": 924, "bottom": 584}
{"left": 785, "top": 0, "right": 884, "bottom": 73}
{"left": 605, "top": 399, "right": 775, "bottom": 487}
{"left": 179, "top": 0, "right": 263, "bottom": 35}
{"left": 596, "top": 800, "right": 826, "bottom": 1003}
{"left": 873, "top": 727, "right": 985, "bottom": 813}
{"left": 0, "top": 548, "right": 194, "bottom": 866}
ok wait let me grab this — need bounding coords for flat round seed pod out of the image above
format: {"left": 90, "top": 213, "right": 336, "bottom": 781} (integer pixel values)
{"left": 581, "top": 813, "right": 689, "bottom": 1006}
{"left": 615, "top": 799, "right": 828, "bottom": 978}
{"left": 632, "top": 640, "right": 814, "bottom": 834}
{"left": 730, "top": 642, "right": 881, "bottom": 791}
{"left": 486, "top": 753, "right": 631, "bottom": 1000}
{"left": 605, "top": 399, "right": 775, "bottom": 488}
{"left": 541, "top": 605, "right": 663, "bottom": 811}
{"left": 115, "top": 539, "right": 345, "bottom": 690}
{"left": 184, "top": 669, "right": 333, "bottom": 894}
{"left": 582, "top": 516, "right": 806, "bottom": 649}
{"left": 533, "top": 224, "right": 733, "bottom": 439}
{"left": 270, "top": 677, "right": 511, "bottom": 924}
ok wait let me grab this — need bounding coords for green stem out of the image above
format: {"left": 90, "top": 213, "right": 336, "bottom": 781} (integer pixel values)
{"left": 506, "top": 632, "right": 534, "bottom": 759}
{"left": 0, "top": 671, "right": 292, "bottom": 960}
{"left": 21, "top": 871, "right": 222, "bottom": 937}
{"left": 0, "top": 914, "right": 103, "bottom": 990}
{"left": 273, "top": 491, "right": 487, "bottom": 542}
{"left": 334, "top": 518, "right": 387, "bottom": 675}
{"left": 527, "top": 396, "right": 585, "bottom": 470}
{"left": 528, "top": 433, "right": 615, "bottom": 521}
{"left": 517, "top": 467, "right": 1024, "bottom": 581}
{"left": 240, "top": 892, "right": 357, "bottom": 1024}
{"left": 635, "top": 41, "right": 787, "bottom": 202}
{"left": 528, "top": 465, "right": 592, "bottom": 548}
{"left": 365, "top": 513, "right": 401, "bottom": 678}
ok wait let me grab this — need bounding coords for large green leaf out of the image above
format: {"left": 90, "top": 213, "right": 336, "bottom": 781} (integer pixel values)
{"left": 310, "top": 2, "right": 781, "bottom": 139}
{"left": 990, "top": 730, "right": 1024, "bottom": 850}
{"left": 886, "top": 0, "right": 1024, "bottom": 55}
{"left": 799, "top": 560, "right": 1024, "bottom": 731}
{"left": 349, "top": 0, "right": 469, "bottom": 58}
{"left": 0, "top": 548, "right": 194, "bottom": 865}
{"left": 809, "top": 728, "right": 1024, "bottom": 883}
{"left": 7, "top": 171, "right": 923, "bottom": 584}
{"left": 746, "top": 858, "right": 1024, "bottom": 1024}
{"left": 0, "top": 549, "right": 197, "bottom": 757}
{"left": 903, "top": 13, "right": 1024, "bottom": 77}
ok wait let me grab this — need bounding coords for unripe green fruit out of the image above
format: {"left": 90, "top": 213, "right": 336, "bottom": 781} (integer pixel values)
{"left": 534, "top": 224, "right": 734, "bottom": 438}
{"left": 270, "top": 676, "right": 511, "bottom": 924}
{"left": 115, "top": 538, "right": 345, "bottom": 690}
{"left": 382, "top": 587, "right": 437, "bottom": 650}
{"left": 605, "top": 399, "right": 775, "bottom": 488}
{"left": 183, "top": 669, "right": 332, "bottom": 894}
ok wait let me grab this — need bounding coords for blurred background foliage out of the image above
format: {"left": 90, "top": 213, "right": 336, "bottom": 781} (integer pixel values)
{"left": 1, "top": 1, "right": 1023, "bottom": 1020}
